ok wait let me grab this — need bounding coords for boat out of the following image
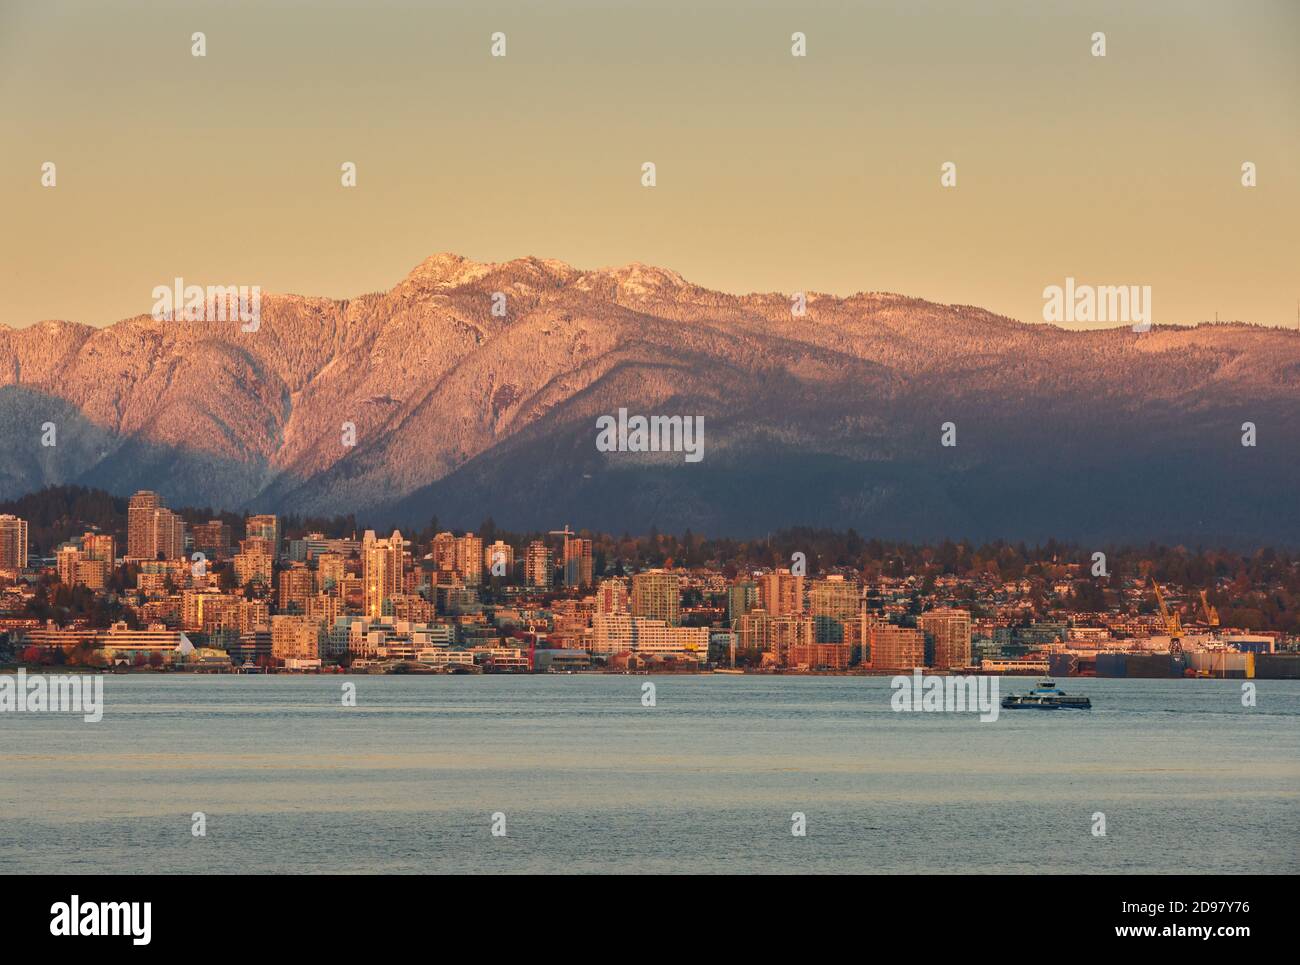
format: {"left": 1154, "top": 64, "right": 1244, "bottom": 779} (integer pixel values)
{"left": 712, "top": 668, "right": 745, "bottom": 675}
{"left": 1001, "top": 679, "right": 1091, "bottom": 710}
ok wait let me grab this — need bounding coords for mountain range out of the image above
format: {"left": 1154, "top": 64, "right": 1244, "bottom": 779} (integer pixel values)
{"left": 3, "top": 252, "right": 1298, "bottom": 546}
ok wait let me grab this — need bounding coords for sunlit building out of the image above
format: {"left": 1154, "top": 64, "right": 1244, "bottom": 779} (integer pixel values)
{"left": 632, "top": 570, "right": 680, "bottom": 626}
{"left": 0, "top": 514, "right": 28, "bottom": 573}
{"left": 868, "top": 624, "right": 926, "bottom": 670}
{"left": 362, "top": 529, "right": 407, "bottom": 619}
{"left": 919, "top": 608, "right": 974, "bottom": 670}
{"left": 524, "top": 540, "right": 553, "bottom": 590}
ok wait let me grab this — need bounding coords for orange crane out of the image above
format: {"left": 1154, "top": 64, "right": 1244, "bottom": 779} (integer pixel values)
{"left": 1148, "top": 576, "right": 1183, "bottom": 655}
{"left": 1199, "top": 590, "right": 1220, "bottom": 627}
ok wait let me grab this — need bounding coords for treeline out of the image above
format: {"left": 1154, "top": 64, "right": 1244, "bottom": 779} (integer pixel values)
{"left": 0, "top": 486, "right": 128, "bottom": 554}
{"left": 0, "top": 486, "right": 363, "bottom": 554}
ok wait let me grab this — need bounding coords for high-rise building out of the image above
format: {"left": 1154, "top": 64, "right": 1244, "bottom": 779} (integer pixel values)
{"left": 362, "top": 530, "right": 407, "bottom": 619}
{"left": 192, "top": 520, "right": 232, "bottom": 559}
{"left": 868, "top": 624, "right": 926, "bottom": 670}
{"left": 81, "top": 532, "right": 116, "bottom": 564}
{"left": 919, "top": 608, "right": 974, "bottom": 670}
{"left": 809, "top": 575, "right": 860, "bottom": 643}
{"left": 431, "top": 532, "right": 484, "bottom": 585}
{"left": 564, "top": 538, "right": 593, "bottom": 588}
{"left": 727, "top": 580, "right": 759, "bottom": 624}
{"left": 238, "top": 536, "right": 274, "bottom": 557}
{"left": 809, "top": 576, "right": 858, "bottom": 620}
{"left": 74, "top": 558, "right": 109, "bottom": 591}
{"left": 305, "top": 593, "right": 342, "bottom": 628}
{"left": 126, "top": 491, "right": 184, "bottom": 560}
{"left": 57, "top": 545, "right": 82, "bottom": 586}
{"left": 315, "top": 552, "right": 345, "bottom": 594}
{"left": 632, "top": 570, "right": 680, "bottom": 626}
{"left": 759, "top": 571, "right": 805, "bottom": 617}
{"left": 278, "top": 563, "right": 314, "bottom": 613}
{"left": 58, "top": 539, "right": 111, "bottom": 590}
{"left": 127, "top": 491, "right": 161, "bottom": 559}
{"left": 246, "top": 515, "right": 280, "bottom": 558}
{"left": 157, "top": 510, "right": 186, "bottom": 560}
{"left": 0, "top": 515, "right": 29, "bottom": 572}
{"left": 524, "top": 540, "right": 552, "bottom": 590}
{"left": 737, "top": 610, "right": 814, "bottom": 663}
{"left": 431, "top": 532, "right": 458, "bottom": 572}
{"left": 233, "top": 550, "right": 273, "bottom": 588}
{"left": 457, "top": 533, "right": 483, "bottom": 586}
{"left": 484, "top": 541, "right": 514, "bottom": 579}
{"left": 596, "top": 577, "right": 629, "bottom": 614}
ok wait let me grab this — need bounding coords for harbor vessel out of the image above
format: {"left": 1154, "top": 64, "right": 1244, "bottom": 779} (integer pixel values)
{"left": 1001, "top": 679, "right": 1091, "bottom": 710}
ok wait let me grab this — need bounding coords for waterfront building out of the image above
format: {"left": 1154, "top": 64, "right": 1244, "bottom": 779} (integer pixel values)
{"left": 588, "top": 611, "right": 706, "bottom": 661}
{"left": 271, "top": 614, "right": 321, "bottom": 662}
{"left": 868, "top": 624, "right": 926, "bottom": 670}
{"left": 737, "top": 610, "right": 814, "bottom": 664}
{"left": 919, "top": 608, "right": 973, "bottom": 669}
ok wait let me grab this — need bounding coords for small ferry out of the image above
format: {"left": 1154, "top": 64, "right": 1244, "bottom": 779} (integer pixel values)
{"left": 1001, "top": 679, "right": 1091, "bottom": 710}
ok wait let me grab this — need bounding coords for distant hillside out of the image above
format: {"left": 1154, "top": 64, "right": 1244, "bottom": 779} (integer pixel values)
{"left": 3, "top": 253, "right": 1298, "bottom": 546}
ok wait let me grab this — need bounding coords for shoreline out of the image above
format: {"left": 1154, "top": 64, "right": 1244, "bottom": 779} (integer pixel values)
{"left": 0, "top": 664, "right": 1275, "bottom": 680}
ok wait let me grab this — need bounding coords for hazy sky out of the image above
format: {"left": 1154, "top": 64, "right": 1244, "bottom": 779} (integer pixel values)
{"left": 2, "top": 0, "right": 1296, "bottom": 329}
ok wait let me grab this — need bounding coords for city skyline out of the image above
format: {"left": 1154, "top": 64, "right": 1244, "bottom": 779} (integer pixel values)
{"left": 4, "top": 485, "right": 1297, "bottom": 678}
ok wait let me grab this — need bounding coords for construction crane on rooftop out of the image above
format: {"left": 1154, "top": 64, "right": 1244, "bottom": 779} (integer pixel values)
{"left": 549, "top": 525, "right": 575, "bottom": 578}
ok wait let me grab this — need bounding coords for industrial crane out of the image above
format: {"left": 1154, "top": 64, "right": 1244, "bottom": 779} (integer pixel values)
{"left": 1148, "top": 576, "right": 1183, "bottom": 655}
{"left": 1199, "top": 589, "right": 1220, "bottom": 627}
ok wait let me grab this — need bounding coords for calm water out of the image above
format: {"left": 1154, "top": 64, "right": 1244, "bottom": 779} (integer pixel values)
{"left": 1, "top": 674, "right": 1296, "bottom": 874}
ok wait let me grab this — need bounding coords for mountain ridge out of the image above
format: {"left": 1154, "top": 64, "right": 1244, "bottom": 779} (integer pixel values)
{"left": 2, "top": 253, "right": 1297, "bottom": 545}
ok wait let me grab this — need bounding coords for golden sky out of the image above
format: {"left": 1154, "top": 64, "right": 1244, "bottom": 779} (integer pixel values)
{"left": 2, "top": 0, "right": 1296, "bottom": 329}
